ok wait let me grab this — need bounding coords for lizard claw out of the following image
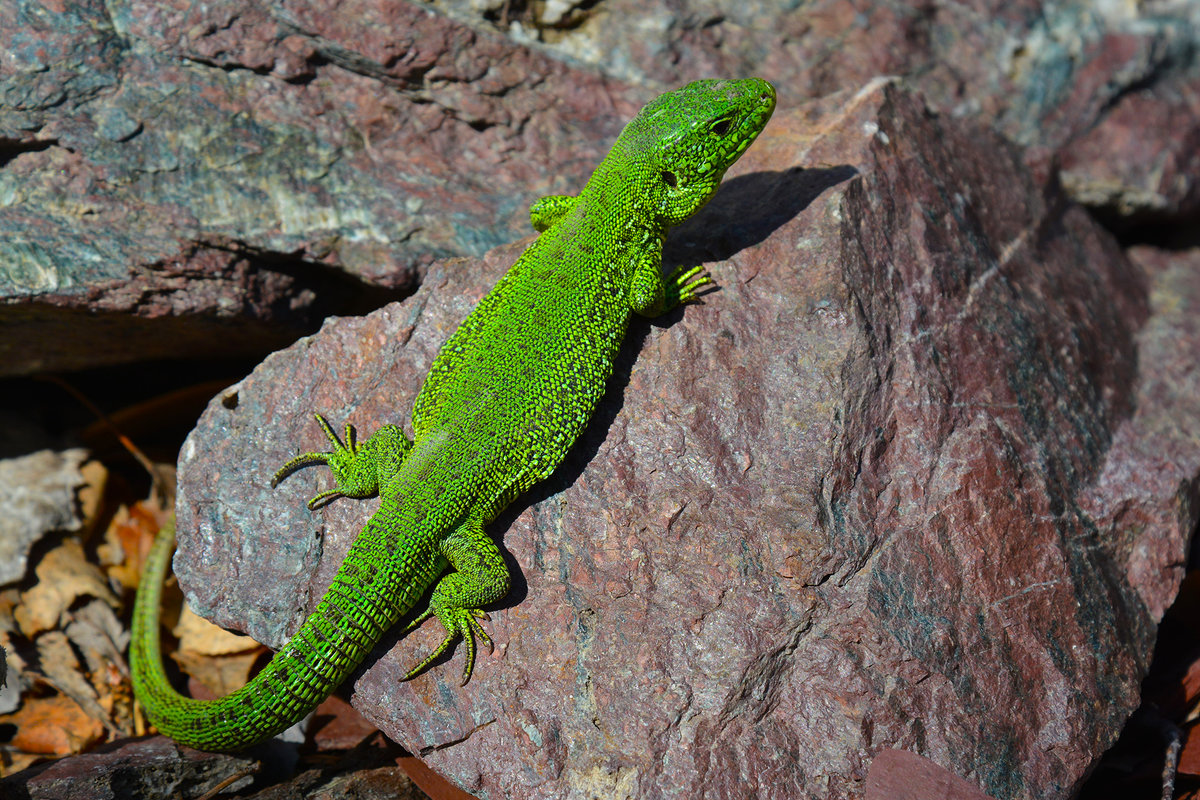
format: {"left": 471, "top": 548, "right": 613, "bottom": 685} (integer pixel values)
{"left": 273, "top": 414, "right": 391, "bottom": 508}
{"left": 272, "top": 414, "right": 350, "bottom": 484}
{"left": 400, "top": 606, "right": 494, "bottom": 685}
{"left": 667, "top": 264, "right": 714, "bottom": 306}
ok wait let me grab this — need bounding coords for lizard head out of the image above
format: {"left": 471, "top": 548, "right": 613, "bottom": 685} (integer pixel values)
{"left": 611, "top": 78, "right": 776, "bottom": 226}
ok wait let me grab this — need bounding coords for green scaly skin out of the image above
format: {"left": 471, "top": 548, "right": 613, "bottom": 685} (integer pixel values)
{"left": 131, "top": 78, "right": 776, "bottom": 751}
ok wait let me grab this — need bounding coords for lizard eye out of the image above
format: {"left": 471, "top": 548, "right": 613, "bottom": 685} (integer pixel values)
{"left": 661, "top": 170, "right": 678, "bottom": 188}
{"left": 711, "top": 116, "right": 734, "bottom": 136}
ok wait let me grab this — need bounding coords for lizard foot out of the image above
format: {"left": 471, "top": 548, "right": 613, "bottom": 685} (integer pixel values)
{"left": 666, "top": 264, "right": 714, "bottom": 306}
{"left": 272, "top": 413, "right": 410, "bottom": 509}
{"left": 400, "top": 605, "right": 494, "bottom": 686}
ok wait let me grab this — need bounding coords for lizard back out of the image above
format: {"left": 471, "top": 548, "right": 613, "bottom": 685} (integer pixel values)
{"left": 131, "top": 77, "right": 776, "bottom": 752}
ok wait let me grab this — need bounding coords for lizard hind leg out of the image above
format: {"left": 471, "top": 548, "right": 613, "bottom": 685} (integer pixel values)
{"left": 400, "top": 516, "right": 510, "bottom": 685}
{"left": 272, "top": 413, "right": 413, "bottom": 509}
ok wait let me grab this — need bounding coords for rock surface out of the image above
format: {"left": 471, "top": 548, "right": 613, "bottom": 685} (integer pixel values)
{"left": 174, "top": 81, "right": 1200, "bottom": 799}
{"left": 5, "top": 0, "right": 1198, "bottom": 375}
{"left": 0, "top": 0, "right": 642, "bottom": 375}
{"left": 0, "top": 730, "right": 423, "bottom": 799}
{"left": 424, "top": 0, "right": 1200, "bottom": 230}
{"left": 865, "top": 749, "right": 997, "bottom": 800}
{"left": 0, "top": 736, "right": 257, "bottom": 800}
{"left": 0, "top": 448, "right": 89, "bottom": 586}
{"left": 1058, "top": 68, "right": 1200, "bottom": 232}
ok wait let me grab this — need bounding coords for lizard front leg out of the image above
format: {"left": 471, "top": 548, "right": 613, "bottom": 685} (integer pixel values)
{"left": 273, "top": 413, "right": 413, "bottom": 509}
{"left": 628, "top": 235, "right": 714, "bottom": 318}
{"left": 401, "top": 516, "right": 510, "bottom": 685}
{"left": 529, "top": 194, "right": 578, "bottom": 232}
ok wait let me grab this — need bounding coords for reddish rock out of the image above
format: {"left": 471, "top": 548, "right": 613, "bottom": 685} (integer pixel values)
{"left": 1059, "top": 74, "right": 1200, "bottom": 230}
{"left": 174, "top": 81, "right": 1200, "bottom": 798}
{"left": 866, "top": 749, "right": 997, "bottom": 800}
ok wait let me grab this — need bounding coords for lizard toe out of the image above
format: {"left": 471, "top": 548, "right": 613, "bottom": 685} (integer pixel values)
{"left": 399, "top": 606, "right": 493, "bottom": 685}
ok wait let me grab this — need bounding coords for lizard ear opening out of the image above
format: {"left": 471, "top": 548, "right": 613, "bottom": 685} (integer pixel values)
{"left": 661, "top": 170, "right": 678, "bottom": 189}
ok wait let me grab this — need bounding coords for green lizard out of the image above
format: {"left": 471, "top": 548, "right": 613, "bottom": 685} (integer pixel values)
{"left": 131, "top": 78, "right": 776, "bottom": 751}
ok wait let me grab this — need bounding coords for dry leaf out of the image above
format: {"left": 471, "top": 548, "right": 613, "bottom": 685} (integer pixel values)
{"left": 168, "top": 605, "right": 264, "bottom": 698}
{"left": 13, "top": 539, "right": 118, "bottom": 638}
{"left": 174, "top": 605, "right": 259, "bottom": 658}
{"left": 65, "top": 599, "right": 129, "bottom": 678}
{"left": 97, "top": 501, "right": 161, "bottom": 591}
{"left": 0, "top": 587, "right": 19, "bottom": 642}
{"left": 76, "top": 460, "right": 108, "bottom": 533}
{"left": 0, "top": 749, "right": 42, "bottom": 778}
{"left": 1178, "top": 722, "right": 1200, "bottom": 777}
{"left": 0, "top": 694, "right": 104, "bottom": 755}
{"left": 34, "top": 632, "right": 119, "bottom": 737}
{"left": 171, "top": 647, "right": 264, "bottom": 699}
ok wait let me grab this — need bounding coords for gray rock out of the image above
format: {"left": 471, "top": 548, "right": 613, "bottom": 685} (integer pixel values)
{"left": 0, "top": 736, "right": 258, "bottom": 799}
{"left": 0, "top": 448, "right": 88, "bottom": 586}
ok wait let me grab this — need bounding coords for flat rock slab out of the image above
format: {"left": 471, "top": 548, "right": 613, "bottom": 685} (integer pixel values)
{"left": 175, "top": 81, "right": 1200, "bottom": 799}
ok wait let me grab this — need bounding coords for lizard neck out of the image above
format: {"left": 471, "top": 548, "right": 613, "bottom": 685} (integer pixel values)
{"left": 575, "top": 155, "right": 666, "bottom": 238}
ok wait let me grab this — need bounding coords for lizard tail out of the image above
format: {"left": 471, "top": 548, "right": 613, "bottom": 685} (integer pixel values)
{"left": 130, "top": 515, "right": 404, "bottom": 751}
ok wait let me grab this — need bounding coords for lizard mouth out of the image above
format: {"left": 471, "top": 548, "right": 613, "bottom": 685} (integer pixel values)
{"left": 736, "top": 79, "right": 777, "bottom": 143}
{"left": 722, "top": 79, "right": 776, "bottom": 163}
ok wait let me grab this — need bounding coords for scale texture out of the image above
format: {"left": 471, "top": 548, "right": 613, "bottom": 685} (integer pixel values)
{"left": 130, "top": 78, "right": 776, "bottom": 751}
